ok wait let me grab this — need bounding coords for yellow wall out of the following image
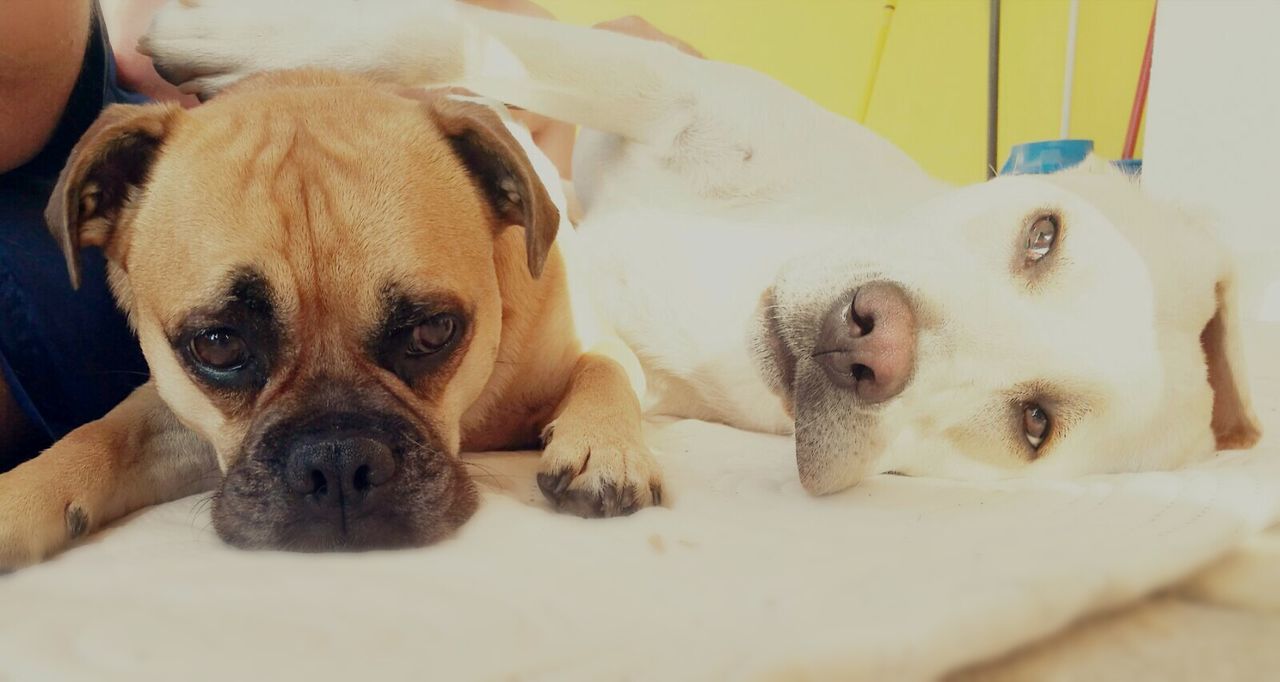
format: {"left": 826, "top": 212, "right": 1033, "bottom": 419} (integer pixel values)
{"left": 538, "top": 0, "right": 1154, "bottom": 185}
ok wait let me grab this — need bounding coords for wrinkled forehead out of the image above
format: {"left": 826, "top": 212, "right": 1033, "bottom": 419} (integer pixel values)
{"left": 122, "top": 92, "right": 497, "bottom": 328}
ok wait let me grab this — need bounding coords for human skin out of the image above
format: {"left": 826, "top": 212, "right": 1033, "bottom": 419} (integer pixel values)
{"left": 0, "top": 0, "right": 95, "bottom": 451}
{"left": 0, "top": 0, "right": 93, "bottom": 174}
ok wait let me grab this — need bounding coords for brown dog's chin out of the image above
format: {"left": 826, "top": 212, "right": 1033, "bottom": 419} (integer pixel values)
{"left": 211, "top": 449, "right": 479, "bottom": 552}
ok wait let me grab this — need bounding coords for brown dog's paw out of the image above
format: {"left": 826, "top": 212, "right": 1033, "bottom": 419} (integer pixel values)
{"left": 537, "top": 421, "right": 663, "bottom": 518}
{"left": 0, "top": 469, "right": 92, "bottom": 570}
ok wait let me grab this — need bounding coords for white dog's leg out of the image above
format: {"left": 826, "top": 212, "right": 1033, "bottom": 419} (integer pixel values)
{"left": 146, "top": 1, "right": 706, "bottom": 141}
{"left": 144, "top": 1, "right": 865, "bottom": 194}
{"left": 145, "top": 0, "right": 936, "bottom": 208}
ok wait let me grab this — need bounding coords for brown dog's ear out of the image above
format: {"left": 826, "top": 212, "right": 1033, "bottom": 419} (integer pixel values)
{"left": 425, "top": 96, "right": 560, "bottom": 279}
{"left": 1201, "top": 274, "right": 1262, "bottom": 449}
{"left": 44, "top": 102, "right": 182, "bottom": 289}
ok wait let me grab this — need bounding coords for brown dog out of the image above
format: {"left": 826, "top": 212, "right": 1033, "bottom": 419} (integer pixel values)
{"left": 0, "top": 70, "right": 660, "bottom": 567}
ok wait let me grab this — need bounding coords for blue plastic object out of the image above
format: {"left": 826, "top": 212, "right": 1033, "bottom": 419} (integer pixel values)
{"left": 1001, "top": 139, "right": 1142, "bottom": 178}
{"left": 1111, "top": 158, "right": 1143, "bottom": 176}
{"left": 1000, "top": 139, "right": 1095, "bottom": 175}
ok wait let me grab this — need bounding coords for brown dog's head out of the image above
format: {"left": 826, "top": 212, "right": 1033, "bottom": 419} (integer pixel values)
{"left": 46, "top": 71, "right": 560, "bottom": 551}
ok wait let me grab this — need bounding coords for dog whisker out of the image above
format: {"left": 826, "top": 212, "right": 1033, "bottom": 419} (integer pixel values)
{"left": 460, "top": 458, "right": 509, "bottom": 486}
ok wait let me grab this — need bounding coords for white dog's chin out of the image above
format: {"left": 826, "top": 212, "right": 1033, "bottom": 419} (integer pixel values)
{"left": 748, "top": 291, "right": 797, "bottom": 406}
{"left": 791, "top": 358, "right": 886, "bottom": 494}
{"left": 749, "top": 288, "right": 883, "bottom": 495}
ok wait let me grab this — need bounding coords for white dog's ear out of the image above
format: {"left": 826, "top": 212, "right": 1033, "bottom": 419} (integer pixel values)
{"left": 421, "top": 94, "right": 560, "bottom": 279}
{"left": 1201, "top": 271, "right": 1262, "bottom": 449}
{"left": 44, "top": 102, "right": 184, "bottom": 289}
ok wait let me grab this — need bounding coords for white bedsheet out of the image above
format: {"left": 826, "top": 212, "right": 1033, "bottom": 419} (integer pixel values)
{"left": 2, "top": 415, "right": 1278, "bottom": 681}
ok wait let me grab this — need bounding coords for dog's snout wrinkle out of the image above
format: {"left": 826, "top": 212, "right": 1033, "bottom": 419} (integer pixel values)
{"left": 813, "top": 282, "right": 916, "bottom": 403}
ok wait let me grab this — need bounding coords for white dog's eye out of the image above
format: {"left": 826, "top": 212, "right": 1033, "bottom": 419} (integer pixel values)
{"left": 1025, "top": 215, "right": 1058, "bottom": 263}
{"left": 1023, "top": 404, "right": 1051, "bottom": 450}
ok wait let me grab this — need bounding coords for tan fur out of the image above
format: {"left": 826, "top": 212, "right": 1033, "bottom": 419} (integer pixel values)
{"left": 0, "top": 385, "right": 213, "bottom": 566}
{"left": 135, "top": 0, "right": 1262, "bottom": 498}
{"left": 0, "top": 70, "right": 657, "bottom": 568}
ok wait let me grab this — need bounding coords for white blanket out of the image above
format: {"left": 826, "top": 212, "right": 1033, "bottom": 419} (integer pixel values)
{"left": 2, "top": 414, "right": 1278, "bottom": 681}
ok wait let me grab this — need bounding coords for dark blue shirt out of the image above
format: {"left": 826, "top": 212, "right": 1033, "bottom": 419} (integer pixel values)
{"left": 0, "top": 5, "right": 149, "bottom": 469}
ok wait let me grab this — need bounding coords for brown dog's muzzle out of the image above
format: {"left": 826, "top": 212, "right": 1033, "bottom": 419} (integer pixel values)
{"left": 212, "top": 383, "right": 478, "bottom": 552}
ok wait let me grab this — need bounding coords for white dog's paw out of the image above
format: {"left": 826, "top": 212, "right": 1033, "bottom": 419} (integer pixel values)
{"left": 141, "top": 0, "right": 445, "bottom": 99}
{"left": 537, "top": 420, "right": 664, "bottom": 518}
{"left": 141, "top": 0, "right": 280, "bottom": 98}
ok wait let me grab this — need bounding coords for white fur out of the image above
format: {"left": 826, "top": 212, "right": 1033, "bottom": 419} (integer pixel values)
{"left": 143, "top": 0, "right": 1255, "bottom": 492}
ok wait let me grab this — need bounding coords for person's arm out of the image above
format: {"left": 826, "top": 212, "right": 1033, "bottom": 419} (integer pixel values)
{"left": 593, "top": 15, "right": 704, "bottom": 58}
{"left": 0, "top": 376, "right": 40, "bottom": 469}
{"left": 0, "top": 0, "right": 94, "bottom": 453}
{"left": 0, "top": 0, "right": 94, "bottom": 173}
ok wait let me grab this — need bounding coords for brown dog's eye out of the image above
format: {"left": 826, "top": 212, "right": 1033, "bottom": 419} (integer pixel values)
{"left": 408, "top": 314, "right": 458, "bottom": 356}
{"left": 191, "top": 328, "right": 249, "bottom": 371}
{"left": 1025, "top": 215, "right": 1058, "bottom": 264}
{"left": 1023, "top": 403, "right": 1051, "bottom": 450}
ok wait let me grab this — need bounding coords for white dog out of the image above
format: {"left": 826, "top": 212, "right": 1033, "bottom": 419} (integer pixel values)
{"left": 142, "top": 0, "right": 1259, "bottom": 494}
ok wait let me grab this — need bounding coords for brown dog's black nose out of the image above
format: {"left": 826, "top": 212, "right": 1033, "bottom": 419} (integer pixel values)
{"left": 813, "top": 282, "right": 916, "bottom": 403}
{"left": 285, "top": 435, "right": 397, "bottom": 510}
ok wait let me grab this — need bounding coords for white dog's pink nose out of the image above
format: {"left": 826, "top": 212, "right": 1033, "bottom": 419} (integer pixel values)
{"left": 813, "top": 282, "right": 916, "bottom": 403}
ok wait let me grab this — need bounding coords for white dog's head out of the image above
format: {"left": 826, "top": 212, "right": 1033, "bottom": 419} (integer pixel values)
{"left": 755, "top": 166, "right": 1260, "bottom": 494}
